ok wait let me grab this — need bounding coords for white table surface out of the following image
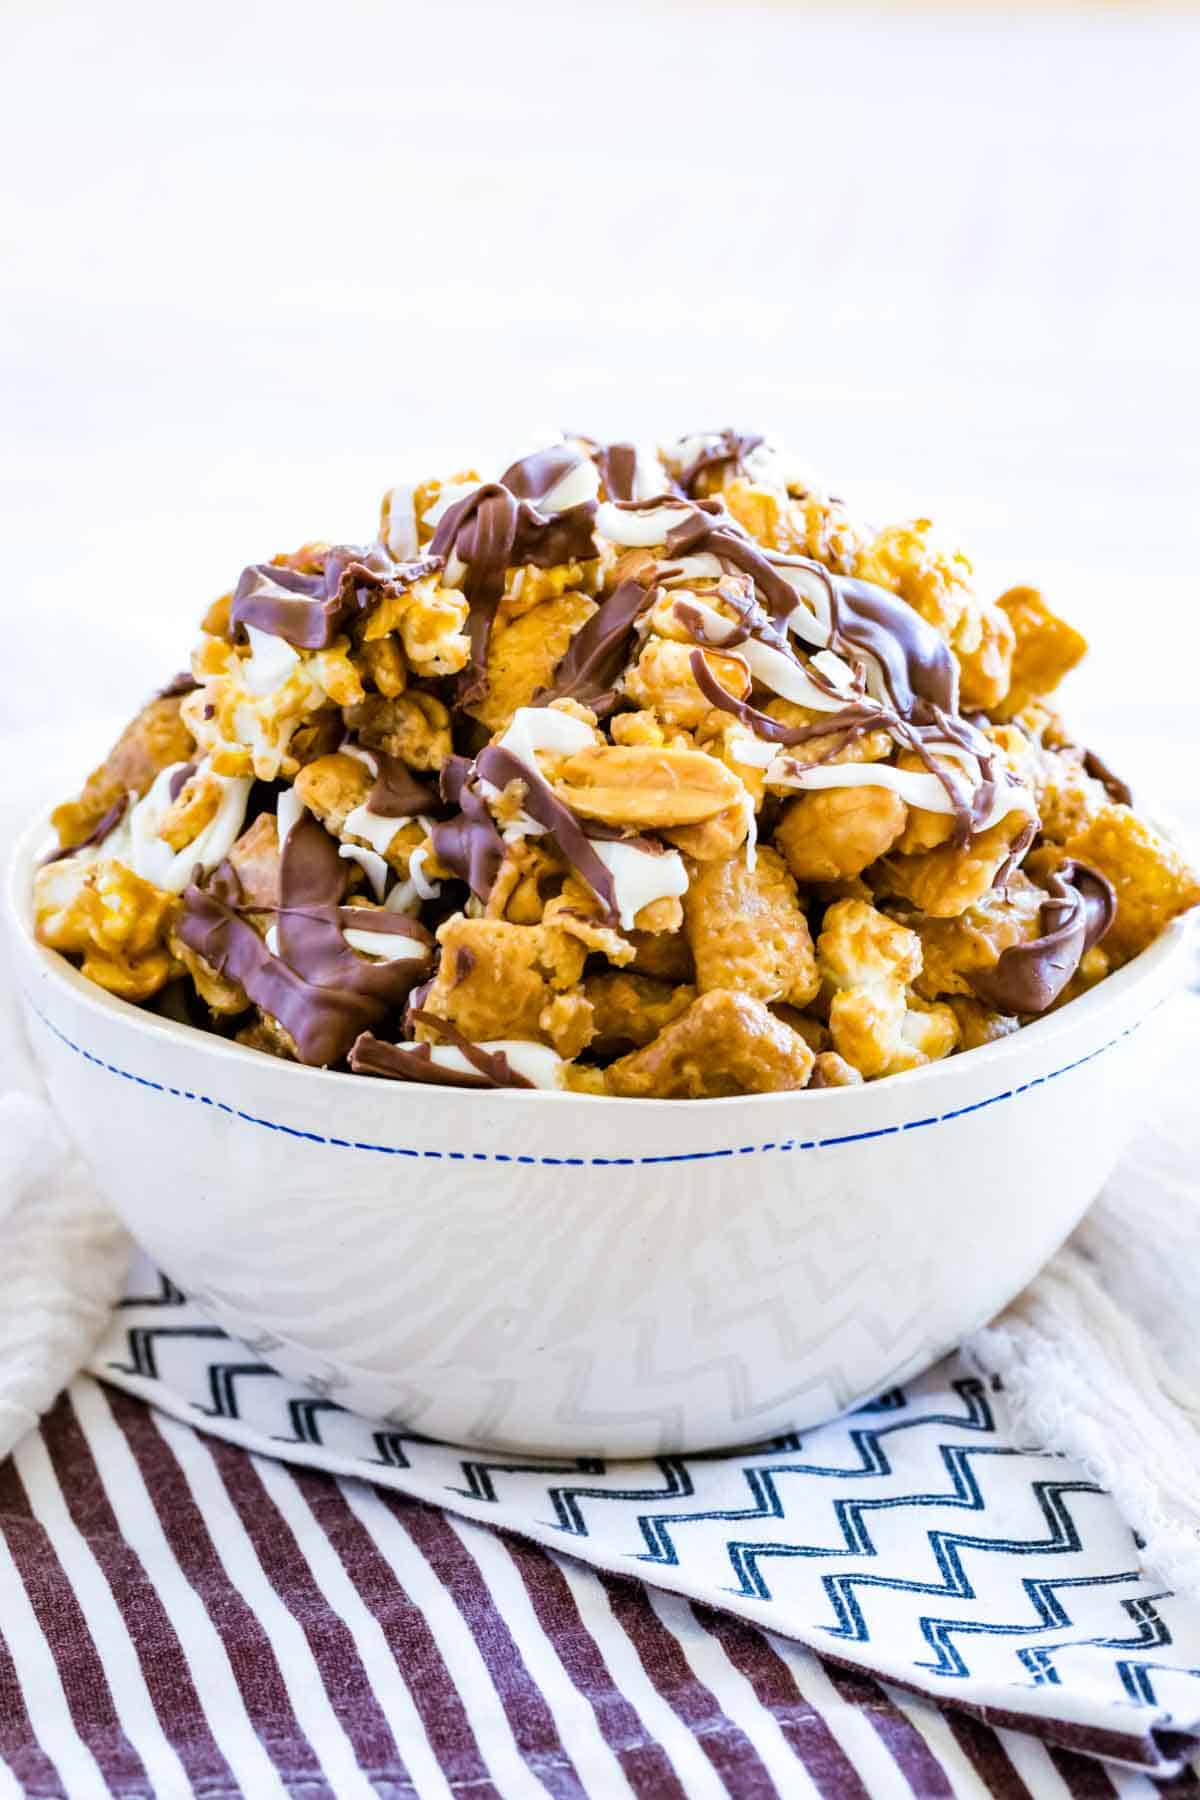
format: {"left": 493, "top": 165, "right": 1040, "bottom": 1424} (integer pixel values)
{"left": 2, "top": 0, "right": 1197, "bottom": 821}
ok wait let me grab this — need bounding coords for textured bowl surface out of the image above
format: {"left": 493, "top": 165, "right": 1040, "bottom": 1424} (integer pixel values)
{"left": 7, "top": 811, "right": 1190, "bottom": 1454}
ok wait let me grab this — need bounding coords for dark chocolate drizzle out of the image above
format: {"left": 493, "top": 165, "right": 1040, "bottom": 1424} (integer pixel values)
{"left": 570, "top": 435, "right": 642, "bottom": 502}
{"left": 168, "top": 763, "right": 197, "bottom": 802}
{"left": 337, "top": 905, "right": 434, "bottom": 947}
{"left": 991, "top": 816, "right": 1039, "bottom": 894}
{"left": 177, "top": 813, "right": 430, "bottom": 1066}
{"left": 664, "top": 500, "right": 959, "bottom": 723}
{"left": 476, "top": 744, "right": 620, "bottom": 923}
{"left": 499, "top": 444, "right": 586, "bottom": 505}
{"left": 430, "top": 756, "right": 506, "bottom": 902}
{"left": 430, "top": 485, "right": 518, "bottom": 705}
{"left": 672, "top": 597, "right": 748, "bottom": 648}
{"left": 155, "top": 671, "right": 200, "bottom": 700}
{"left": 690, "top": 651, "right": 877, "bottom": 747}
{"left": 690, "top": 650, "right": 1001, "bottom": 845}
{"left": 432, "top": 454, "right": 600, "bottom": 707}
{"left": 595, "top": 442, "right": 638, "bottom": 502}
{"left": 831, "top": 576, "right": 959, "bottom": 717}
{"left": 535, "top": 577, "right": 655, "bottom": 716}
{"left": 663, "top": 498, "right": 993, "bottom": 846}
{"left": 43, "top": 795, "right": 129, "bottom": 865}
{"left": 349, "top": 1014, "right": 535, "bottom": 1090}
{"left": 343, "top": 740, "right": 442, "bottom": 818}
{"left": 672, "top": 430, "right": 765, "bottom": 497}
{"left": 230, "top": 546, "right": 442, "bottom": 652}
{"left": 665, "top": 506, "right": 801, "bottom": 620}
{"left": 1082, "top": 747, "right": 1133, "bottom": 807}
{"left": 969, "top": 860, "right": 1117, "bottom": 1016}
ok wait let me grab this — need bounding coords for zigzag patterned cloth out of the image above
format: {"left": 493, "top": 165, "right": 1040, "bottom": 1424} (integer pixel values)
{"left": 74, "top": 1254, "right": 1200, "bottom": 1786}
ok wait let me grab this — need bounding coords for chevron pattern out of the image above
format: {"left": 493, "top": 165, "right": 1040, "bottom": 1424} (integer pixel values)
{"left": 91, "top": 1251, "right": 1200, "bottom": 1759}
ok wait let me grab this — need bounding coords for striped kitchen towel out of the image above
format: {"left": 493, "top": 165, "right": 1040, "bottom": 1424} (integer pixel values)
{"left": 3, "top": 1340, "right": 1196, "bottom": 1800}
{"left": 15, "top": 1249, "right": 1197, "bottom": 1794}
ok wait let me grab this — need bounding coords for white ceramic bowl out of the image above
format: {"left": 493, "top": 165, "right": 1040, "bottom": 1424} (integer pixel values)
{"left": 7, "top": 811, "right": 1190, "bottom": 1456}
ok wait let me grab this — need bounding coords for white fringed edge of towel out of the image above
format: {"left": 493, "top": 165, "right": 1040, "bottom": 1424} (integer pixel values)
{"left": 968, "top": 991, "right": 1200, "bottom": 1600}
{"left": 0, "top": 1092, "right": 130, "bottom": 1461}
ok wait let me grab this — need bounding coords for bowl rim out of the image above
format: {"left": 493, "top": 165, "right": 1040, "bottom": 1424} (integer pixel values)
{"left": 8, "top": 803, "right": 1193, "bottom": 1112}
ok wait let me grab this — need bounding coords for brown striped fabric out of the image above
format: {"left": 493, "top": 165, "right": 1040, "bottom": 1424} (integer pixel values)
{"left": 5, "top": 1378, "right": 1194, "bottom": 1798}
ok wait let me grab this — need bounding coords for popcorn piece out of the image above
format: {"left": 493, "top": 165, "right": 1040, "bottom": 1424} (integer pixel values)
{"left": 886, "top": 749, "right": 976, "bottom": 856}
{"left": 361, "top": 572, "right": 471, "bottom": 677}
{"left": 290, "top": 754, "right": 370, "bottom": 832}
{"left": 605, "top": 989, "right": 816, "bottom": 1098}
{"left": 343, "top": 691, "right": 453, "bottom": 771}
{"left": 1060, "top": 804, "right": 1200, "bottom": 960}
{"left": 170, "top": 931, "right": 246, "bottom": 1015}
{"left": 683, "top": 847, "right": 819, "bottom": 1006}
{"left": 484, "top": 840, "right": 560, "bottom": 924}
{"left": 957, "top": 608, "right": 1016, "bottom": 715}
{"left": 992, "top": 586, "right": 1088, "bottom": 720}
{"left": 34, "top": 856, "right": 176, "bottom": 1002}
{"left": 156, "top": 769, "right": 222, "bottom": 852}
{"left": 761, "top": 701, "right": 893, "bottom": 767}
{"left": 358, "top": 635, "right": 408, "bottom": 698}
{"left": 809, "top": 1051, "right": 864, "bottom": 1088}
{"left": 876, "top": 813, "right": 1034, "bottom": 919}
{"left": 856, "top": 520, "right": 1015, "bottom": 710}
{"left": 187, "top": 633, "right": 364, "bottom": 780}
{"left": 51, "top": 693, "right": 195, "bottom": 849}
{"left": 1020, "top": 735, "right": 1110, "bottom": 844}
{"left": 817, "top": 897, "right": 958, "bottom": 1078}
{"left": 776, "top": 785, "right": 908, "bottom": 883}
{"left": 502, "top": 558, "right": 603, "bottom": 618}
{"left": 538, "top": 990, "right": 596, "bottom": 1060}
{"left": 722, "top": 478, "right": 866, "bottom": 576}
{"left": 609, "top": 710, "right": 676, "bottom": 749}
{"left": 643, "top": 577, "right": 754, "bottom": 645}
{"left": 622, "top": 639, "right": 750, "bottom": 730}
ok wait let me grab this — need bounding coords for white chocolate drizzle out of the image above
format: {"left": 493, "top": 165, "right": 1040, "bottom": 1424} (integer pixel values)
{"left": 341, "top": 926, "right": 430, "bottom": 963}
{"left": 122, "top": 761, "right": 252, "bottom": 894}
{"left": 343, "top": 802, "right": 404, "bottom": 858}
{"left": 422, "top": 1040, "right": 565, "bottom": 1090}
{"left": 338, "top": 842, "right": 389, "bottom": 900}
{"left": 241, "top": 625, "right": 302, "bottom": 696}
{"left": 589, "top": 840, "right": 689, "bottom": 931}
{"left": 594, "top": 499, "right": 697, "bottom": 548}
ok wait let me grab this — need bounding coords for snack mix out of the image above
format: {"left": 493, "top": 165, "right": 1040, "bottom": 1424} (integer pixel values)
{"left": 35, "top": 432, "right": 1200, "bottom": 1096}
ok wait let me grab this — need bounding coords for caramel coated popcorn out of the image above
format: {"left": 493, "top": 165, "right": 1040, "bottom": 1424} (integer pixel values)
{"left": 35, "top": 431, "right": 1198, "bottom": 1095}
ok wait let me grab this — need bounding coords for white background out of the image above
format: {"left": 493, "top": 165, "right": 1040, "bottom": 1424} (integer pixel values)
{"left": 2, "top": 0, "right": 1198, "bottom": 814}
